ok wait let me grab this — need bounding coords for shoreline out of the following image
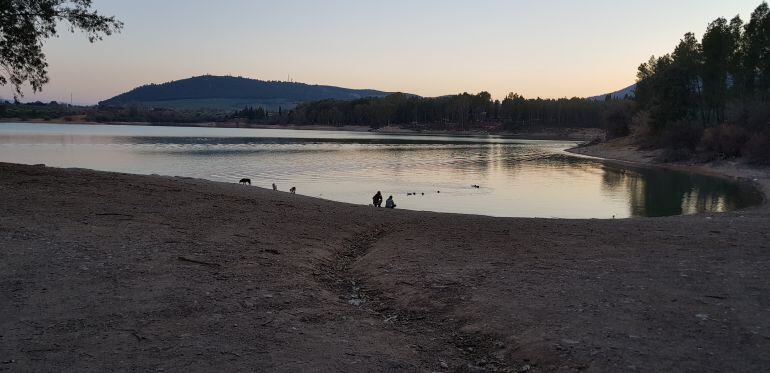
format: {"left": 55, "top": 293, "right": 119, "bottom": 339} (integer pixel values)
{"left": 0, "top": 119, "right": 604, "bottom": 141}
{"left": 2, "top": 146, "right": 769, "bottom": 371}
{"left": 566, "top": 138, "right": 770, "bottom": 212}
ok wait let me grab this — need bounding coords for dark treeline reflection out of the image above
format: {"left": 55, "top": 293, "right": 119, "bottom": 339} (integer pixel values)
{"left": 601, "top": 164, "right": 763, "bottom": 216}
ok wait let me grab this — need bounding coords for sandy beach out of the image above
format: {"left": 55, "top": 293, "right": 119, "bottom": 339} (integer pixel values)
{"left": 1, "top": 151, "right": 769, "bottom": 371}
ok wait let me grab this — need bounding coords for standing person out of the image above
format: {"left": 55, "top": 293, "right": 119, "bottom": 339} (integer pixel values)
{"left": 272, "top": 183, "right": 277, "bottom": 191}
{"left": 385, "top": 195, "right": 396, "bottom": 209}
{"left": 372, "top": 191, "right": 383, "bottom": 207}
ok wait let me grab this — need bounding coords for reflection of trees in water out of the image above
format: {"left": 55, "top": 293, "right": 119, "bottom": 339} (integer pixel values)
{"left": 600, "top": 166, "right": 628, "bottom": 191}
{"left": 495, "top": 151, "right": 602, "bottom": 174}
{"left": 406, "top": 144, "right": 579, "bottom": 180}
{"left": 440, "top": 144, "right": 532, "bottom": 176}
{"left": 600, "top": 164, "right": 761, "bottom": 217}
{"left": 681, "top": 188, "right": 727, "bottom": 215}
{"left": 601, "top": 167, "right": 649, "bottom": 214}
{"left": 343, "top": 145, "right": 606, "bottom": 182}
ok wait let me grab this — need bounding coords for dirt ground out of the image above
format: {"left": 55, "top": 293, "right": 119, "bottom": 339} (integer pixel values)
{"left": 1, "top": 159, "right": 769, "bottom": 372}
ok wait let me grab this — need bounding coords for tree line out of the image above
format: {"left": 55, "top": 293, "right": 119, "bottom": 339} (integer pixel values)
{"left": 633, "top": 2, "right": 770, "bottom": 163}
{"left": 234, "top": 92, "right": 630, "bottom": 132}
{"left": 1, "top": 92, "right": 631, "bottom": 133}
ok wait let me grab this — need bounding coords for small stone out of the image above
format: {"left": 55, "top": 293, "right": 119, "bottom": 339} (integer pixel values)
{"left": 348, "top": 298, "right": 363, "bottom": 306}
{"left": 439, "top": 360, "right": 449, "bottom": 369}
{"left": 519, "top": 364, "right": 531, "bottom": 372}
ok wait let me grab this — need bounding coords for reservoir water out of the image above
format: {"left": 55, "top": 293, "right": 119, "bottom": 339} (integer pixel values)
{"left": 0, "top": 123, "right": 762, "bottom": 218}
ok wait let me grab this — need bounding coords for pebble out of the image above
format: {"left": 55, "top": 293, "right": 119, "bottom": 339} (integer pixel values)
{"left": 348, "top": 298, "right": 363, "bottom": 306}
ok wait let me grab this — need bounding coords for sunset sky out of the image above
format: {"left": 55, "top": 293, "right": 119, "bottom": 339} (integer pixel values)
{"left": 1, "top": 0, "right": 763, "bottom": 104}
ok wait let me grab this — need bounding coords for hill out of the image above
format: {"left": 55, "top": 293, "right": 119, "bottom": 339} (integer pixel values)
{"left": 99, "top": 75, "right": 393, "bottom": 110}
{"left": 588, "top": 84, "right": 636, "bottom": 101}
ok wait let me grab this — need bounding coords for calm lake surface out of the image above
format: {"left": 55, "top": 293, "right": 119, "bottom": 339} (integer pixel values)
{"left": 0, "top": 123, "right": 762, "bottom": 218}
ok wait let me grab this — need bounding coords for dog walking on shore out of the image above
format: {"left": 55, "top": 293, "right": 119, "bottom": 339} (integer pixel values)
{"left": 239, "top": 178, "right": 251, "bottom": 185}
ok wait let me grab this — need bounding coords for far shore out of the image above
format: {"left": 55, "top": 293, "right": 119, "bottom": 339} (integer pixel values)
{"left": 1, "top": 141, "right": 769, "bottom": 371}
{"left": 0, "top": 117, "right": 604, "bottom": 141}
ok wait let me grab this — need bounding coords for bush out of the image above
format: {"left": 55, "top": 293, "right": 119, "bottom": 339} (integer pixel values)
{"left": 655, "top": 147, "right": 694, "bottom": 162}
{"left": 657, "top": 120, "right": 703, "bottom": 150}
{"left": 630, "top": 111, "right": 652, "bottom": 139}
{"left": 603, "top": 107, "right": 632, "bottom": 139}
{"left": 700, "top": 124, "right": 749, "bottom": 159}
{"left": 743, "top": 133, "right": 770, "bottom": 164}
{"left": 745, "top": 102, "right": 770, "bottom": 131}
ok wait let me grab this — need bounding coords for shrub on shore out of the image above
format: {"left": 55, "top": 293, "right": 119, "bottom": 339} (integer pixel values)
{"left": 743, "top": 133, "right": 770, "bottom": 164}
{"left": 602, "top": 103, "right": 634, "bottom": 139}
{"left": 700, "top": 124, "right": 750, "bottom": 160}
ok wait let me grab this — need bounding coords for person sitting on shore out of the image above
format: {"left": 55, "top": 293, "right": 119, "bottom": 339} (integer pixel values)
{"left": 373, "top": 191, "right": 383, "bottom": 207}
{"left": 385, "top": 195, "right": 396, "bottom": 209}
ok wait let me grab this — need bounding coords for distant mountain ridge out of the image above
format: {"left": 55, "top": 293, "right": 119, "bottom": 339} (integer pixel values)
{"left": 588, "top": 84, "right": 636, "bottom": 101}
{"left": 99, "top": 75, "right": 393, "bottom": 109}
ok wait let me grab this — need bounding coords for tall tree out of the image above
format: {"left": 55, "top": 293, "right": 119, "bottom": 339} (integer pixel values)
{"left": 702, "top": 18, "right": 739, "bottom": 123}
{"left": 742, "top": 2, "right": 770, "bottom": 98}
{"left": 727, "top": 16, "right": 745, "bottom": 96}
{"left": 671, "top": 33, "right": 705, "bottom": 124}
{"left": 0, "top": 0, "right": 122, "bottom": 97}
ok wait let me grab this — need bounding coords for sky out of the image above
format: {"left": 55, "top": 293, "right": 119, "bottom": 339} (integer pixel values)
{"left": 1, "top": 0, "right": 764, "bottom": 104}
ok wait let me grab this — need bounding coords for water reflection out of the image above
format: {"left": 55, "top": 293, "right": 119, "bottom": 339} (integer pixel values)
{"left": 0, "top": 123, "right": 762, "bottom": 219}
{"left": 599, "top": 164, "right": 761, "bottom": 217}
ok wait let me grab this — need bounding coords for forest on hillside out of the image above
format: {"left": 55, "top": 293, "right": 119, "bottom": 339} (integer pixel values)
{"left": 282, "top": 92, "right": 629, "bottom": 132}
{"left": 630, "top": 2, "right": 770, "bottom": 163}
{"left": 98, "top": 75, "right": 389, "bottom": 107}
{"left": 2, "top": 91, "right": 630, "bottom": 131}
{"left": 227, "top": 89, "right": 633, "bottom": 132}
